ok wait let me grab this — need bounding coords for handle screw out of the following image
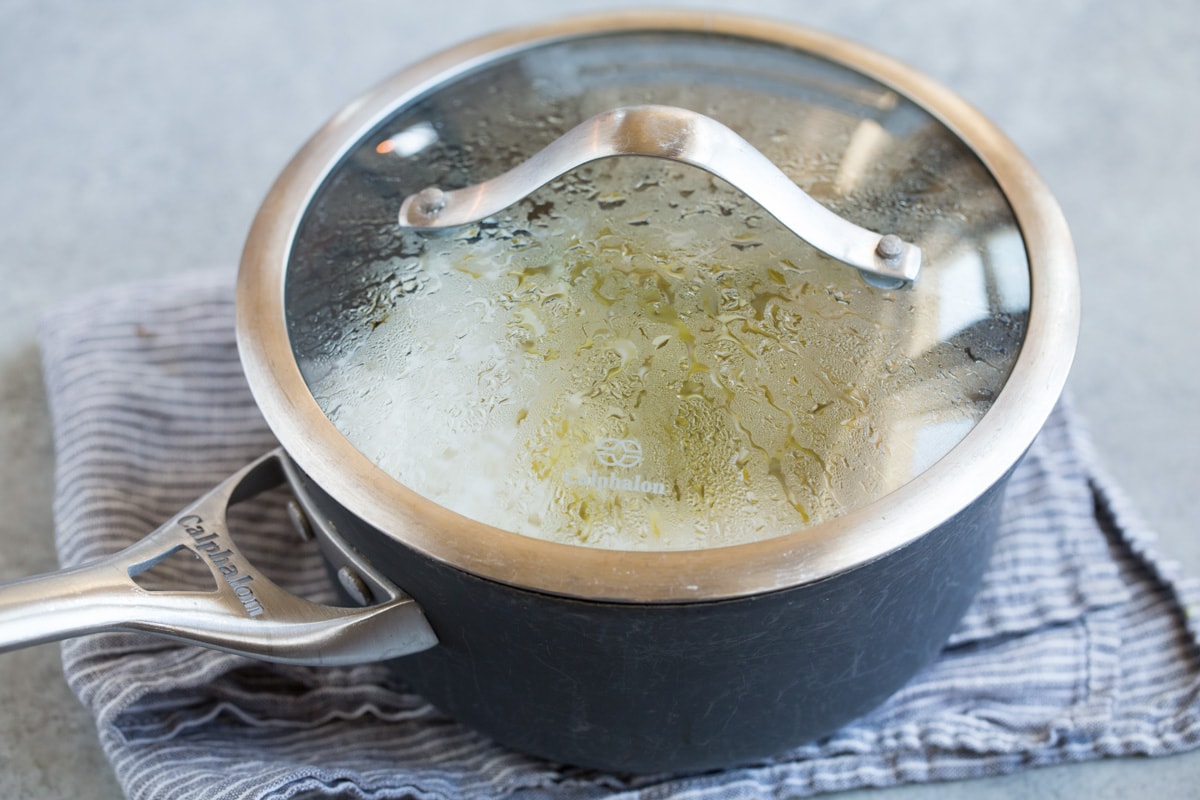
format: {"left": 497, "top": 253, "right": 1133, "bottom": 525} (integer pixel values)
{"left": 875, "top": 234, "right": 905, "bottom": 262}
{"left": 337, "top": 566, "right": 374, "bottom": 606}
{"left": 415, "top": 186, "right": 446, "bottom": 218}
{"left": 285, "top": 500, "right": 315, "bottom": 542}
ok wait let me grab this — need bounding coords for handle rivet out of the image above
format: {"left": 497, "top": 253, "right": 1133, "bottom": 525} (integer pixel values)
{"left": 415, "top": 186, "right": 446, "bottom": 218}
{"left": 875, "top": 234, "right": 905, "bottom": 262}
{"left": 285, "top": 500, "right": 315, "bottom": 542}
{"left": 337, "top": 566, "right": 373, "bottom": 606}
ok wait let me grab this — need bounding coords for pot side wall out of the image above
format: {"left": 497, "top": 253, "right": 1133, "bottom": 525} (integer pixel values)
{"left": 302, "top": 470, "right": 1008, "bottom": 773}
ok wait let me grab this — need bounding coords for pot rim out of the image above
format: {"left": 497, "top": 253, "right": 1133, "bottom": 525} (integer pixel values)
{"left": 236, "top": 10, "right": 1078, "bottom": 604}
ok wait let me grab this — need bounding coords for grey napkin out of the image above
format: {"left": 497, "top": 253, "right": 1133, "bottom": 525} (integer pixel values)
{"left": 39, "top": 271, "right": 1200, "bottom": 799}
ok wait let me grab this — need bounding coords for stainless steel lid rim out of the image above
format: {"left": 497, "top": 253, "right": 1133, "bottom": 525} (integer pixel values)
{"left": 237, "top": 10, "right": 1078, "bottom": 603}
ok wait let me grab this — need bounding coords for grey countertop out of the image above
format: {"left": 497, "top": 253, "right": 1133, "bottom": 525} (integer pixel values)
{"left": 1, "top": 1, "right": 1197, "bottom": 797}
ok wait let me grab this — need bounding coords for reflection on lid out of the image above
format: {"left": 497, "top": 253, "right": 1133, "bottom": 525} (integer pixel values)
{"left": 375, "top": 122, "right": 439, "bottom": 157}
{"left": 934, "top": 248, "right": 991, "bottom": 344}
{"left": 835, "top": 119, "right": 890, "bottom": 194}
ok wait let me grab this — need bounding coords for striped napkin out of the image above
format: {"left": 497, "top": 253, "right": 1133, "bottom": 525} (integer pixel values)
{"left": 39, "top": 271, "right": 1200, "bottom": 799}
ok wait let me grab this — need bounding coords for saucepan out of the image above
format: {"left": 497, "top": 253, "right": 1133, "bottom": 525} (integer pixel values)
{"left": 0, "top": 12, "right": 1078, "bottom": 772}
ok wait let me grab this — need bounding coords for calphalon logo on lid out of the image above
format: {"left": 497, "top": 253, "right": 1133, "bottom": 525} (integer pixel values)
{"left": 595, "top": 437, "right": 643, "bottom": 468}
{"left": 563, "top": 438, "right": 669, "bottom": 496}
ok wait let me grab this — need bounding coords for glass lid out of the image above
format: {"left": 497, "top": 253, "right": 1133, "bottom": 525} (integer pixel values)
{"left": 284, "top": 30, "right": 1030, "bottom": 552}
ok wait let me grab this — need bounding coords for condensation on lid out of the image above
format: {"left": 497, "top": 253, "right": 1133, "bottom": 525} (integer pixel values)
{"left": 283, "top": 30, "right": 1030, "bottom": 551}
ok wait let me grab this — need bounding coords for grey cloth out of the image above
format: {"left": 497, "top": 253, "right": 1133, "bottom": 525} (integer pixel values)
{"left": 39, "top": 271, "right": 1200, "bottom": 799}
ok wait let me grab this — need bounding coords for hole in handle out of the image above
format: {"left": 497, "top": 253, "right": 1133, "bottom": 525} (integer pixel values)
{"left": 128, "top": 544, "right": 218, "bottom": 593}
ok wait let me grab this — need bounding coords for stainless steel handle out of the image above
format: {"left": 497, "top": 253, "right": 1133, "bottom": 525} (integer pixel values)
{"left": 0, "top": 450, "right": 437, "bottom": 666}
{"left": 398, "top": 105, "right": 921, "bottom": 286}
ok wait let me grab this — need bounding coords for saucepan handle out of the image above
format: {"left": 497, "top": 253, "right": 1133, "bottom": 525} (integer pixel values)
{"left": 397, "top": 104, "right": 922, "bottom": 287}
{"left": 0, "top": 450, "right": 437, "bottom": 666}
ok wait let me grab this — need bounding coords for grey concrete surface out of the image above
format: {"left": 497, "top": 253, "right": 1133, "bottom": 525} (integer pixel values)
{"left": 1, "top": 1, "right": 1197, "bottom": 797}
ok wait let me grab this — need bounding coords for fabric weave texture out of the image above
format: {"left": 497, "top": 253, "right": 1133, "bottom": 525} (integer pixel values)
{"left": 39, "top": 271, "right": 1200, "bottom": 799}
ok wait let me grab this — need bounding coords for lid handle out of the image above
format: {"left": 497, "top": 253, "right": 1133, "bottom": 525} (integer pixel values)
{"left": 397, "top": 105, "right": 921, "bottom": 286}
